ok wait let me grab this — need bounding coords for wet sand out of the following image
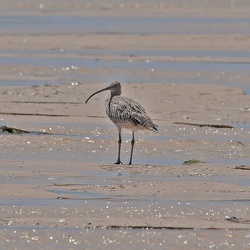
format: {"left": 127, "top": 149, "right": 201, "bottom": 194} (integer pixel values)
{"left": 1, "top": 1, "right": 250, "bottom": 249}
{"left": 1, "top": 83, "right": 250, "bottom": 249}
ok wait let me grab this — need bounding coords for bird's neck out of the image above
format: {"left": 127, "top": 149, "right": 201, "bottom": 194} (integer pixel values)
{"left": 105, "top": 92, "right": 119, "bottom": 106}
{"left": 110, "top": 91, "right": 121, "bottom": 98}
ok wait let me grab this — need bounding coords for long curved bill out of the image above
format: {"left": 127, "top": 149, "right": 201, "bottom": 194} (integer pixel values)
{"left": 85, "top": 86, "right": 111, "bottom": 103}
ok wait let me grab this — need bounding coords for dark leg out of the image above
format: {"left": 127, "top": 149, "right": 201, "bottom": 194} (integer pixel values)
{"left": 115, "top": 129, "right": 122, "bottom": 164}
{"left": 129, "top": 131, "right": 135, "bottom": 165}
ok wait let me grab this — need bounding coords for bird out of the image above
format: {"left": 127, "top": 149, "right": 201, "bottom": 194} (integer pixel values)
{"left": 85, "top": 81, "right": 158, "bottom": 165}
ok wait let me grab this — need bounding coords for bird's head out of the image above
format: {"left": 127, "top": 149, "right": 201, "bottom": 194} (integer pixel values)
{"left": 85, "top": 81, "right": 121, "bottom": 103}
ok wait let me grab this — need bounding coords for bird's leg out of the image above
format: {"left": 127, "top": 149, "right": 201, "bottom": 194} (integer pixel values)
{"left": 129, "top": 131, "right": 135, "bottom": 165}
{"left": 115, "top": 129, "right": 122, "bottom": 164}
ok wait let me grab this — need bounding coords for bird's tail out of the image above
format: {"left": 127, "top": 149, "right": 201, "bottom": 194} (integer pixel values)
{"left": 145, "top": 118, "right": 158, "bottom": 133}
{"left": 150, "top": 123, "right": 159, "bottom": 133}
{"left": 132, "top": 113, "right": 159, "bottom": 133}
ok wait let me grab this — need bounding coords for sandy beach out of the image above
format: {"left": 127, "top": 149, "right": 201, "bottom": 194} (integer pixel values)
{"left": 0, "top": 1, "right": 250, "bottom": 249}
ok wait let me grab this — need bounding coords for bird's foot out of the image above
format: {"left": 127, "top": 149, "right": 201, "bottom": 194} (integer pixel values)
{"left": 115, "top": 160, "right": 123, "bottom": 164}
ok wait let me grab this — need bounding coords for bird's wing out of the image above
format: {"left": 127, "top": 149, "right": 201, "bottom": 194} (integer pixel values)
{"left": 109, "top": 97, "right": 158, "bottom": 131}
{"left": 113, "top": 96, "right": 147, "bottom": 114}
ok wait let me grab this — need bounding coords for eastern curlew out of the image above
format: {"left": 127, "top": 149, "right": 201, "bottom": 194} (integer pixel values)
{"left": 85, "top": 81, "right": 158, "bottom": 165}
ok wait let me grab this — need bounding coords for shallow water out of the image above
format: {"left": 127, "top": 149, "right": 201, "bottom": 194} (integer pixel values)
{"left": 1, "top": 15, "right": 250, "bottom": 35}
{"left": 1, "top": 47, "right": 250, "bottom": 93}
{"left": 2, "top": 119, "right": 250, "bottom": 166}
{"left": 2, "top": 122, "right": 250, "bottom": 166}
{"left": 0, "top": 9, "right": 250, "bottom": 95}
